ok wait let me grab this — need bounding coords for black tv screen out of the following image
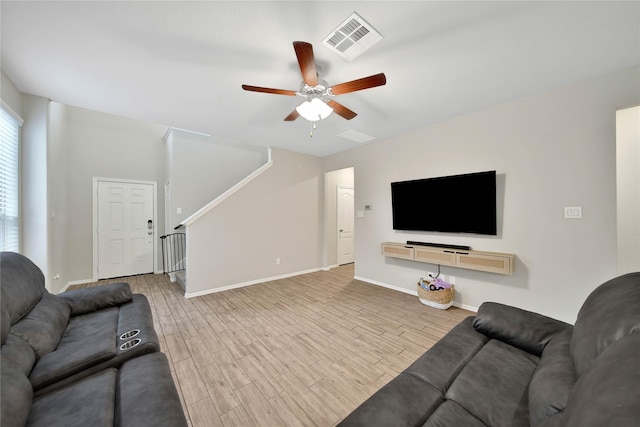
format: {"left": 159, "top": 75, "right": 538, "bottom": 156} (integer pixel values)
{"left": 391, "top": 171, "right": 497, "bottom": 235}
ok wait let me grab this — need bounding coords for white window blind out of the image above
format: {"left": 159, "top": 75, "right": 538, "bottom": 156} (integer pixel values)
{"left": 0, "top": 104, "right": 22, "bottom": 252}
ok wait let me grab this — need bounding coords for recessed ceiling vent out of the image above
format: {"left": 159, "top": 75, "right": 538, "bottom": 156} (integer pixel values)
{"left": 337, "top": 129, "right": 375, "bottom": 143}
{"left": 322, "top": 12, "right": 383, "bottom": 61}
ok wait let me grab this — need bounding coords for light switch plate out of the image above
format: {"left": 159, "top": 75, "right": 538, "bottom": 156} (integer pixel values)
{"left": 564, "top": 206, "right": 582, "bottom": 219}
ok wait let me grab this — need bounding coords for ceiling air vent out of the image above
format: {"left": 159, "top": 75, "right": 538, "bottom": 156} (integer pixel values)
{"left": 322, "top": 12, "right": 383, "bottom": 61}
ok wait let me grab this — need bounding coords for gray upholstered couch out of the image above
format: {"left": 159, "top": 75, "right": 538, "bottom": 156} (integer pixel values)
{"left": 1, "top": 252, "right": 187, "bottom": 427}
{"left": 339, "top": 272, "right": 640, "bottom": 427}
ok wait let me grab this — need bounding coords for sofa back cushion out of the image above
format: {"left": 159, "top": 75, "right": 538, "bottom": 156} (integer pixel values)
{"left": 570, "top": 272, "right": 640, "bottom": 376}
{"left": 10, "top": 293, "right": 70, "bottom": 358}
{"left": 562, "top": 331, "right": 640, "bottom": 426}
{"left": 0, "top": 252, "right": 46, "bottom": 323}
{"left": 473, "top": 302, "right": 570, "bottom": 357}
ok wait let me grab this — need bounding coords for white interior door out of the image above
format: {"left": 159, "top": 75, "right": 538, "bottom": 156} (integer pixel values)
{"left": 338, "top": 186, "right": 355, "bottom": 265}
{"left": 97, "top": 180, "right": 155, "bottom": 279}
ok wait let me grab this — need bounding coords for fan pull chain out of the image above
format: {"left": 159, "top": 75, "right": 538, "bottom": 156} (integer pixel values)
{"left": 310, "top": 120, "right": 317, "bottom": 138}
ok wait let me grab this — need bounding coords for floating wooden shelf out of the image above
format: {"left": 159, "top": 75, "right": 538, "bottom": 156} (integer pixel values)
{"left": 382, "top": 242, "right": 515, "bottom": 275}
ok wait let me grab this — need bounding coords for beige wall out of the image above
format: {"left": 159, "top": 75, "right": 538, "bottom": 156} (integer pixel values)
{"left": 47, "top": 102, "right": 69, "bottom": 293}
{"left": 57, "top": 104, "right": 168, "bottom": 282}
{"left": 21, "top": 94, "right": 49, "bottom": 286}
{"left": 166, "top": 129, "right": 268, "bottom": 229}
{"left": 186, "top": 148, "right": 324, "bottom": 296}
{"left": 324, "top": 65, "right": 640, "bottom": 323}
{"left": 616, "top": 105, "right": 640, "bottom": 274}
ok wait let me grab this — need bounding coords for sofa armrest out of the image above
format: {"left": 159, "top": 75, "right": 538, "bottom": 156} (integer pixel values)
{"left": 58, "top": 282, "right": 133, "bottom": 316}
{"left": 472, "top": 302, "right": 571, "bottom": 356}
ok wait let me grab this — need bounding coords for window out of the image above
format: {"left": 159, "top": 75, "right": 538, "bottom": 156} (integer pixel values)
{"left": 0, "top": 103, "right": 22, "bottom": 252}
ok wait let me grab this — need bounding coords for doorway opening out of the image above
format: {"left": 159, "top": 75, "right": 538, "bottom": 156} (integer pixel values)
{"left": 337, "top": 185, "right": 355, "bottom": 265}
{"left": 325, "top": 167, "right": 355, "bottom": 269}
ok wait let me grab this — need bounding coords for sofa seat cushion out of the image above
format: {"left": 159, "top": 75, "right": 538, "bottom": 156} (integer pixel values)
{"left": 340, "top": 318, "right": 491, "bottom": 427}
{"left": 27, "top": 368, "right": 117, "bottom": 427}
{"left": 116, "top": 352, "right": 188, "bottom": 427}
{"left": 446, "top": 339, "right": 539, "bottom": 427}
{"left": 338, "top": 372, "right": 444, "bottom": 427}
{"left": 423, "top": 400, "right": 486, "bottom": 427}
{"left": 30, "top": 296, "right": 160, "bottom": 394}
{"left": 404, "top": 317, "right": 488, "bottom": 393}
{"left": 10, "top": 293, "right": 70, "bottom": 358}
{"left": 29, "top": 307, "right": 118, "bottom": 390}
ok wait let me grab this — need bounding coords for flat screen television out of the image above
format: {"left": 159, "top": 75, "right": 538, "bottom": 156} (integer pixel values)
{"left": 391, "top": 170, "right": 497, "bottom": 235}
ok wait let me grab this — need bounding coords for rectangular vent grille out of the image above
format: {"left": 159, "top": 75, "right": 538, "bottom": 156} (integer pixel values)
{"left": 322, "top": 12, "right": 383, "bottom": 61}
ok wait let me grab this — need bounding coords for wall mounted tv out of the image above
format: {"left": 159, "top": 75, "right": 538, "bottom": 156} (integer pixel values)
{"left": 391, "top": 170, "right": 497, "bottom": 235}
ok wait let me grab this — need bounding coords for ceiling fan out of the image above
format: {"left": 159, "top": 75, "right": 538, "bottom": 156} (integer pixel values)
{"left": 242, "top": 41, "right": 386, "bottom": 122}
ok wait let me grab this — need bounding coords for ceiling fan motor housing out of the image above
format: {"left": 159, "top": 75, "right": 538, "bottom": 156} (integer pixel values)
{"left": 299, "top": 79, "right": 330, "bottom": 99}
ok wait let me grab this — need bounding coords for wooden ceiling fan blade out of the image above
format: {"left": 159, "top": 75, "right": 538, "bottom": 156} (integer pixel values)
{"left": 293, "top": 41, "right": 318, "bottom": 87}
{"left": 284, "top": 109, "right": 299, "bottom": 121}
{"left": 241, "top": 85, "right": 296, "bottom": 96}
{"left": 329, "top": 73, "right": 387, "bottom": 95}
{"left": 327, "top": 100, "right": 357, "bottom": 120}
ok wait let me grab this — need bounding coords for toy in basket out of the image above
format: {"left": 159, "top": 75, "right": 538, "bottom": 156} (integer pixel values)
{"left": 417, "top": 277, "right": 455, "bottom": 309}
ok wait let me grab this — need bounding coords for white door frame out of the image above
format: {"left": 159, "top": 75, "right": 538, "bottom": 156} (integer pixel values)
{"left": 337, "top": 185, "right": 355, "bottom": 265}
{"left": 92, "top": 177, "right": 158, "bottom": 281}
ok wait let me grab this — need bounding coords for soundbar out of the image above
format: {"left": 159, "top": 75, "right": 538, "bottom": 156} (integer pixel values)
{"left": 406, "top": 241, "right": 471, "bottom": 251}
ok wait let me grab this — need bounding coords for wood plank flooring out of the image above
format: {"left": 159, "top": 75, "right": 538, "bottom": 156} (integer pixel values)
{"left": 72, "top": 265, "right": 473, "bottom": 426}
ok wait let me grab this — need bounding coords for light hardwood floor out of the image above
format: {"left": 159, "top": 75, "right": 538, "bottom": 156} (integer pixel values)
{"left": 72, "top": 265, "right": 473, "bottom": 426}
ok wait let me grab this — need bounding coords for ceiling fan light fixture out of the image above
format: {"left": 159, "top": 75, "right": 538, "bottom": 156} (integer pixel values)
{"left": 296, "top": 97, "right": 333, "bottom": 121}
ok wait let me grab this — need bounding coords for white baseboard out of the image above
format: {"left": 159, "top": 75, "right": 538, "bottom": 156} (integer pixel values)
{"left": 184, "top": 267, "right": 322, "bottom": 299}
{"left": 354, "top": 275, "right": 416, "bottom": 295}
{"left": 451, "top": 301, "right": 478, "bottom": 312}
{"left": 59, "top": 270, "right": 478, "bottom": 313}
{"left": 354, "top": 275, "right": 478, "bottom": 313}
{"left": 58, "top": 278, "right": 94, "bottom": 293}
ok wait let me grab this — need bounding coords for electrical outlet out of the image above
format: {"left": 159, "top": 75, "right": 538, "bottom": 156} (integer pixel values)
{"left": 276, "top": 258, "right": 281, "bottom": 265}
{"left": 448, "top": 275, "right": 456, "bottom": 285}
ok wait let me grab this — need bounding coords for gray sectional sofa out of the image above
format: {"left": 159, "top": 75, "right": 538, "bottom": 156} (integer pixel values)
{"left": 1, "top": 252, "right": 188, "bottom": 427}
{"left": 339, "top": 272, "right": 640, "bottom": 427}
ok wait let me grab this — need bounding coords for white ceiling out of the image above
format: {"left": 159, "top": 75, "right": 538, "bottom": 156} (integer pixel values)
{"left": 2, "top": 1, "right": 639, "bottom": 157}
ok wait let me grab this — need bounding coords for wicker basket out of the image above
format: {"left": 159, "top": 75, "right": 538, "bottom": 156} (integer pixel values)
{"left": 417, "top": 283, "right": 455, "bottom": 310}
